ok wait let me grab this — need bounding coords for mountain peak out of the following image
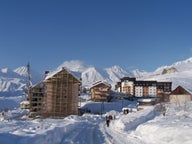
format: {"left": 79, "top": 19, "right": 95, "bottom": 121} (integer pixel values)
{"left": 1, "top": 68, "right": 9, "bottom": 73}
{"left": 57, "top": 60, "right": 88, "bottom": 72}
{"left": 14, "top": 66, "right": 27, "bottom": 77}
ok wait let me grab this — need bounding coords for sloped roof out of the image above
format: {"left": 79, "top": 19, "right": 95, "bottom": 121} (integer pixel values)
{"left": 44, "top": 67, "right": 81, "bottom": 82}
{"left": 170, "top": 86, "right": 192, "bottom": 95}
{"left": 30, "top": 82, "right": 44, "bottom": 88}
{"left": 90, "top": 81, "right": 111, "bottom": 89}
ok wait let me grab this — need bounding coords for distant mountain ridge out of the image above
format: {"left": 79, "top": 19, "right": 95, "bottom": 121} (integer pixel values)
{"left": 1, "top": 57, "right": 192, "bottom": 96}
{"left": 0, "top": 66, "right": 43, "bottom": 96}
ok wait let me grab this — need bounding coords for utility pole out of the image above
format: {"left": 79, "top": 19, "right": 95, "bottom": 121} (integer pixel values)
{"left": 26, "top": 63, "right": 31, "bottom": 98}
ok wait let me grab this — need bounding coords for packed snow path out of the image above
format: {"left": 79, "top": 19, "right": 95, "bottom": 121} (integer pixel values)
{"left": 101, "top": 123, "right": 143, "bottom": 144}
{"left": 60, "top": 119, "right": 105, "bottom": 144}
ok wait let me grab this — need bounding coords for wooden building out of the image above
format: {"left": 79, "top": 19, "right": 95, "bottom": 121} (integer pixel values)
{"left": 169, "top": 86, "right": 192, "bottom": 104}
{"left": 43, "top": 67, "right": 81, "bottom": 118}
{"left": 90, "top": 81, "right": 111, "bottom": 102}
{"left": 29, "top": 67, "right": 81, "bottom": 118}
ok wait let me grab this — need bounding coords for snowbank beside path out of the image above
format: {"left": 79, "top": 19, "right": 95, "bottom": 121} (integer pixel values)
{"left": 135, "top": 103, "right": 192, "bottom": 144}
{"left": 111, "top": 106, "right": 157, "bottom": 132}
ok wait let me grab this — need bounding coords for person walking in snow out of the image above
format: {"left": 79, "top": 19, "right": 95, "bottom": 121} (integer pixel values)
{"left": 106, "top": 115, "right": 110, "bottom": 127}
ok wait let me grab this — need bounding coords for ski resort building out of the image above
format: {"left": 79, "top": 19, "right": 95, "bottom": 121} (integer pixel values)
{"left": 90, "top": 81, "right": 111, "bottom": 102}
{"left": 120, "top": 77, "right": 136, "bottom": 95}
{"left": 134, "top": 81, "right": 157, "bottom": 97}
{"left": 115, "top": 77, "right": 172, "bottom": 97}
{"left": 29, "top": 67, "right": 81, "bottom": 118}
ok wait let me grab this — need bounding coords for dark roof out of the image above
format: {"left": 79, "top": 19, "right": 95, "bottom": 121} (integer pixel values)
{"left": 134, "top": 81, "right": 157, "bottom": 86}
{"left": 120, "top": 77, "right": 136, "bottom": 82}
{"left": 157, "top": 82, "right": 172, "bottom": 85}
{"left": 170, "top": 86, "right": 191, "bottom": 95}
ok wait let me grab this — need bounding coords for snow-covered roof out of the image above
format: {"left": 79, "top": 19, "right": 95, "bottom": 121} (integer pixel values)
{"left": 44, "top": 67, "right": 81, "bottom": 82}
{"left": 170, "top": 86, "right": 192, "bottom": 95}
{"left": 90, "top": 81, "right": 111, "bottom": 89}
{"left": 20, "top": 100, "right": 30, "bottom": 105}
{"left": 137, "top": 98, "right": 156, "bottom": 102}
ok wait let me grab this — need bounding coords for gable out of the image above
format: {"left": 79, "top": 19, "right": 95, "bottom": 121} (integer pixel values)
{"left": 170, "top": 86, "right": 191, "bottom": 95}
{"left": 45, "top": 67, "right": 81, "bottom": 82}
{"left": 91, "top": 81, "right": 111, "bottom": 89}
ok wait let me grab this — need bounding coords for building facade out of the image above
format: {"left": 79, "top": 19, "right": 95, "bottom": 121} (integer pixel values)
{"left": 115, "top": 77, "right": 172, "bottom": 97}
{"left": 29, "top": 67, "right": 81, "bottom": 118}
{"left": 120, "top": 77, "right": 136, "bottom": 95}
{"left": 90, "top": 81, "right": 111, "bottom": 102}
{"left": 134, "top": 81, "right": 157, "bottom": 97}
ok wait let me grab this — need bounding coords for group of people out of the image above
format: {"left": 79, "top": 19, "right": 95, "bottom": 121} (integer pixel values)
{"left": 105, "top": 115, "right": 115, "bottom": 127}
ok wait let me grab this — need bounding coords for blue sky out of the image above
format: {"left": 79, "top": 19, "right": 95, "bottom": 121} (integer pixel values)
{"left": 1, "top": 0, "right": 192, "bottom": 73}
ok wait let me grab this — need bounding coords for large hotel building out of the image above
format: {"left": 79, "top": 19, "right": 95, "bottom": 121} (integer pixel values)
{"left": 115, "top": 77, "right": 172, "bottom": 97}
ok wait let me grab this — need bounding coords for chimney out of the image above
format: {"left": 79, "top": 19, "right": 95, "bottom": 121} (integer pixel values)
{"left": 44, "top": 71, "right": 50, "bottom": 79}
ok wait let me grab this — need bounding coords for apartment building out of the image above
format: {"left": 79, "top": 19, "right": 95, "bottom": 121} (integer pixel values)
{"left": 115, "top": 77, "right": 172, "bottom": 97}
{"left": 120, "top": 77, "right": 136, "bottom": 95}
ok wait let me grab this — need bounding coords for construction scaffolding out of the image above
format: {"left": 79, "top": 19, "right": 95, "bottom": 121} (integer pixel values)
{"left": 43, "top": 68, "right": 80, "bottom": 118}
{"left": 29, "top": 83, "right": 45, "bottom": 118}
{"left": 29, "top": 68, "right": 81, "bottom": 118}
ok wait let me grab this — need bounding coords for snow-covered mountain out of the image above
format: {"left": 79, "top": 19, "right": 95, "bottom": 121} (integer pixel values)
{"left": 0, "top": 66, "right": 43, "bottom": 96}
{"left": 135, "top": 57, "right": 192, "bottom": 91}
{"left": 14, "top": 66, "right": 43, "bottom": 84}
{"left": 59, "top": 61, "right": 130, "bottom": 88}
{"left": 1, "top": 57, "right": 192, "bottom": 96}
